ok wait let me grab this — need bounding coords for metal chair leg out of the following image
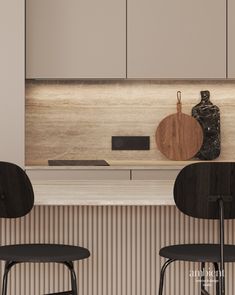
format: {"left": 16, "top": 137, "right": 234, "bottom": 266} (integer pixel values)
{"left": 218, "top": 199, "right": 225, "bottom": 295}
{"left": 64, "top": 262, "right": 78, "bottom": 295}
{"left": 1, "top": 261, "right": 78, "bottom": 295}
{"left": 201, "top": 262, "right": 206, "bottom": 294}
{"left": 158, "top": 259, "right": 176, "bottom": 295}
{"left": 200, "top": 262, "right": 210, "bottom": 295}
{"left": 219, "top": 262, "right": 225, "bottom": 295}
{"left": 201, "top": 262, "right": 221, "bottom": 295}
{"left": 213, "top": 263, "right": 220, "bottom": 295}
{"left": 2, "top": 261, "right": 17, "bottom": 295}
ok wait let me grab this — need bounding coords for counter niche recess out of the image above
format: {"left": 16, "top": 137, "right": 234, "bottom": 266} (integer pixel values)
{"left": 26, "top": 80, "right": 235, "bottom": 168}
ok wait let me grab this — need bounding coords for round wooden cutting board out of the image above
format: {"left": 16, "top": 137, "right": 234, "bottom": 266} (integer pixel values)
{"left": 156, "top": 92, "right": 203, "bottom": 161}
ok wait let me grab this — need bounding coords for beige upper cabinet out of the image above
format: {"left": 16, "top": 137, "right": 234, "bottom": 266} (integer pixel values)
{"left": 127, "top": 0, "right": 226, "bottom": 79}
{"left": 26, "top": 0, "right": 126, "bottom": 79}
{"left": 228, "top": 0, "right": 235, "bottom": 78}
{"left": 0, "top": 0, "right": 25, "bottom": 167}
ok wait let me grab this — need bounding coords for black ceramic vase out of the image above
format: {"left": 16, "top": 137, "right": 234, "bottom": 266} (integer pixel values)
{"left": 192, "top": 90, "right": 220, "bottom": 160}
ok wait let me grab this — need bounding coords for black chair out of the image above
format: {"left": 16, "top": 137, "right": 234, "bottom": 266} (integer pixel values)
{"left": 158, "top": 162, "right": 235, "bottom": 295}
{"left": 0, "top": 162, "right": 90, "bottom": 295}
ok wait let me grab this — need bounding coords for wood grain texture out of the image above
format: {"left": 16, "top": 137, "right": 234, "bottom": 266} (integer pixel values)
{"left": 2, "top": 205, "right": 235, "bottom": 295}
{"left": 26, "top": 80, "right": 235, "bottom": 165}
{"left": 29, "top": 180, "right": 175, "bottom": 206}
{"left": 0, "top": 162, "right": 34, "bottom": 218}
{"left": 174, "top": 162, "right": 235, "bottom": 219}
{"left": 156, "top": 110, "right": 203, "bottom": 160}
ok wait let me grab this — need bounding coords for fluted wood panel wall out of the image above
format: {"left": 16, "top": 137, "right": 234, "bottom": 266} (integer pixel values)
{"left": 1, "top": 206, "right": 235, "bottom": 295}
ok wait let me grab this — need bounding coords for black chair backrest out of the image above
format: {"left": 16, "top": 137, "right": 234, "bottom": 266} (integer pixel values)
{"left": 174, "top": 162, "right": 235, "bottom": 219}
{"left": 0, "top": 162, "right": 34, "bottom": 218}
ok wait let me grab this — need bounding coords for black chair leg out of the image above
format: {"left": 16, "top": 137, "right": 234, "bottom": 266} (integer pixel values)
{"left": 201, "top": 262, "right": 205, "bottom": 294}
{"left": 158, "top": 259, "right": 175, "bottom": 295}
{"left": 1, "top": 261, "right": 78, "bottom": 295}
{"left": 64, "top": 262, "right": 78, "bottom": 295}
{"left": 213, "top": 263, "right": 220, "bottom": 295}
{"left": 219, "top": 263, "right": 225, "bottom": 295}
{"left": 213, "top": 262, "right": 225, "bottom": 295}
{"left": 200, "top": 262, "right": 210, "bottom": 295}
{"left": 2, "top": 261, "right": 17, "bottom": 295}
{"left": 201, "top": 262, "right": 221, "bottom": 295}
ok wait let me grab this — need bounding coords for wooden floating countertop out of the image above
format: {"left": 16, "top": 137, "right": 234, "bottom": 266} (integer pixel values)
{"left": 26, "top": 160, "right": 202, "bottom": 171}
{"left": 29, "top": 161, "right": 227, "bottom": 206}
{"left": 33, "top": 180, "right": 174, "bottom": 206}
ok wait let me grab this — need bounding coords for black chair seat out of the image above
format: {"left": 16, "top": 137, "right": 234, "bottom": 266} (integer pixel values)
{"left": 160, "top": 244, "right": 235, "bottom": 262}
{"left": 0, "top": 244, "right": 90, "bottom": 263}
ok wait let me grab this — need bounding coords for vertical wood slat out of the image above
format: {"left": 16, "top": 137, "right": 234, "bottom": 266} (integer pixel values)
{"left": 0, "top": 205, "right": 235, "bottom": 295}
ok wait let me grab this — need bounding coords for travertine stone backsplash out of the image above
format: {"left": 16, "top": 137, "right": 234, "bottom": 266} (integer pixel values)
{"left": 26, "top": 80, "right": 235, "bottom": 165}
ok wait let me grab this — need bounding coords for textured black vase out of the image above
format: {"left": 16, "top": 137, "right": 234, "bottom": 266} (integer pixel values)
{"left": 192, "top": 90, "right": 220, "bottom": 160}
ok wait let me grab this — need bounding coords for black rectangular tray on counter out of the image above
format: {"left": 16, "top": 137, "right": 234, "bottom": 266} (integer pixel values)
{"left": 48, "top": 160, "right": 110, "bottom": 166}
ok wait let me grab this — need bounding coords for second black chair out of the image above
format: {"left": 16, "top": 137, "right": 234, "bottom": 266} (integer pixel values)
{"left": 0, "top": 161, "right": 90, "bottom": 295}
{"left": 158, "top": 162, "right": 235, "bottom": 295}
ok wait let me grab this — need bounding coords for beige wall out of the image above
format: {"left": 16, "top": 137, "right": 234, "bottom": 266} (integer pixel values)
{"left": 0, "top": 0, "right": 25, "bottom": 167}
{"left": 26, "top": 80, "right": 235, "bottom": 165}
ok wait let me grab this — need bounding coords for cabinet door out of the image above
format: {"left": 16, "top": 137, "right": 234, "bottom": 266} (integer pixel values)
{"left": 26, "top": 0, "right": 126, "bottom": 79}
{"left": 128, "top": 0, "right": 226, "bottom": 79}
{"left": 26, "top": 169, "right": 131, "bottom": 181}
{"left": 131, "top": 169, "right": 179, "bottom": 180}
{"left": 0, "top": 0, "right": 24, "bottom": 166}
{"left": 228, "top": 0, "right": 235, "bottom": 78}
